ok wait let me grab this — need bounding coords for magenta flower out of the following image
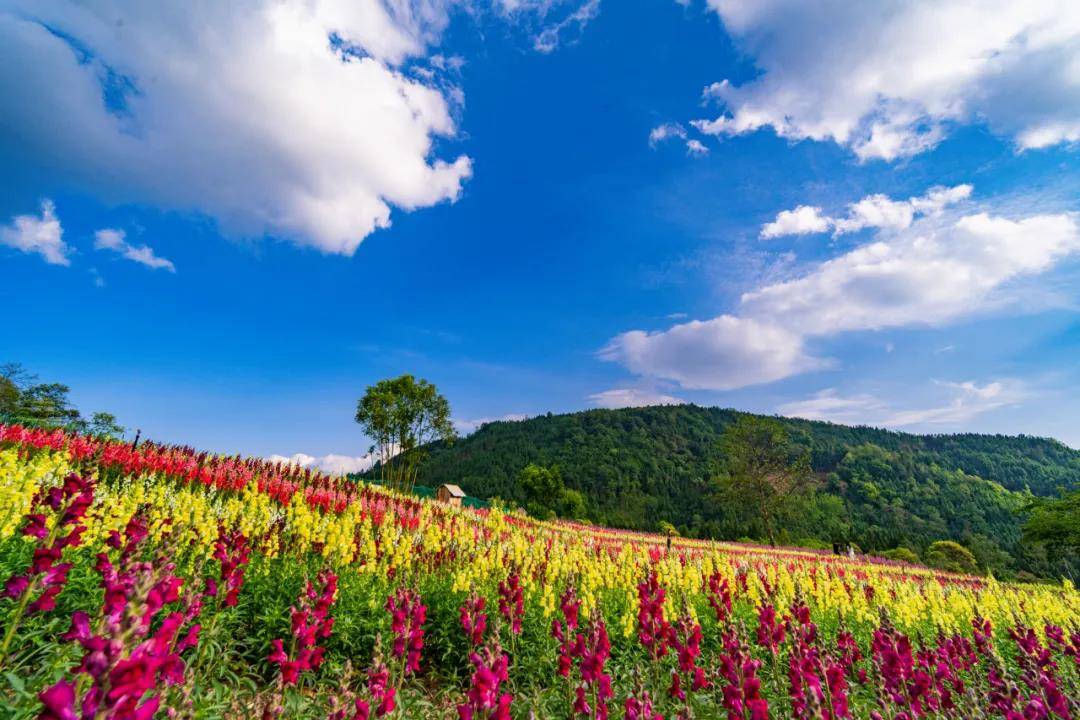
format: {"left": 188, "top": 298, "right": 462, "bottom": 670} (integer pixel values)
{"left": 460, "top": 593, "right": 488, "bottom": 647}
{"left": 755, "top": 603, "right": 786, "bottom": 654}
{"left": 497, "top": 572, "right": 524, "bottom": 636}
{"left": 269, "top": 569, "right": 339, "bottom": 686}
{"left": 637, "top": 572, "right": 673, "bottom": 661}
{"left": 386, "top": 586, "right": 426, "bottom": 675}
{"left": 458, "top": 638, "right": 512, "bottom": 720}
{"left": 37, "top": 680, "right": 78, "bottom": 720}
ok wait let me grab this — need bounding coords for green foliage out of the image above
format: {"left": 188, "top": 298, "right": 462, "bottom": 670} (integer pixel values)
{"left": 88, "top": 411, "right": 125, "bottom": 439}
{"left": 657, "top": 521, "right": 679, "bottom": 537}
{"left": 0, "top": 363, "right": 121, "bottom": 436}
{"left": 1023, "top": 489, "right": 1080, "bottom": 554}
{"left": 355, "top": 374, "right": 456, "bottom": 493}
{"left": 880, "top": 547, "right": 921, "bottom": 564}
{"left": 519, "top": 463, "right": 588, "bottom": 521}
{"left": 717, "top": 416, "right": 814, "bottom": 545}
{"left": 924, "top": 540, "right": 980, "bottom": 575}
{"left": 410, "top": 405, "right": 1079, "bottom": 579}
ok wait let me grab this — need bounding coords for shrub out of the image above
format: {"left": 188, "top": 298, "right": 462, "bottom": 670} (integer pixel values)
{"left": 879, "top": 547, "right": 920, "bottom": 564}
{"left": 924, "top": 540, "right": 979, "bottom": 574}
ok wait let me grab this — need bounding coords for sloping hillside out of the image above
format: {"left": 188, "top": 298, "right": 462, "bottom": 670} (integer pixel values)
{"left": 402, "top": 405, "right": 1080, "bottom": 578}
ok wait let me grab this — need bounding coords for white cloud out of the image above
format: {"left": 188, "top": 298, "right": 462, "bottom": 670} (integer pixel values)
{"left": 588, "top": 387, "right": 686, "bottom": 408}
{"left": 760, "top": 205, "right": 830, "bottom": 239}
{"left": 761, "top": 185, "right": 971, "bottom": 238}
{"left": 691, "top": 1, "right": 1080, "bottom": 160}
{"left": 454, "top": 413, "right": 531, "bottom": 434}
{"left": 604, "top": 183, "right": 1080, "bottom": 391}
{"left": 530, "top": 0, "right": 600, "bottom": 53}
{"left": 743, "top": 211, "right": 1080, "bottom": 336}
{"left": 268, "top": 451, "right": 379, "bottom": 476}
{"left": 600, "top": 315, "right": 826, "bottom": 391}
{"left": 650, "top": 123, "right": 710, "bottom": 156}
{"left": 0, "top": 1, "right": 472, "bottom": 255}
{"left": 685, "top": 139, "right": 710, "bottom": 156}
{"left": 0, "top": 200, "right": 69, "bottom": 265}
{"left": 776, "top": 388, "right": 885, "bottom": 424}
{"left": 94, "top": 228, "right": 175, "bottom": 272}
{"left": 884, "top": 380, "right": 1023, "bottom": 426}
{"left": 780, "top": 380, "right": 1024, "bottom": 428}
{"left": 650, "top": 122, "right": 688, "bottom": 147}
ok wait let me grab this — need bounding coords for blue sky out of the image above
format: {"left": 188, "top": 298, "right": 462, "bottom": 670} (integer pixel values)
{"left": 3, "top": 1, "right": 1080, "bottom": 469}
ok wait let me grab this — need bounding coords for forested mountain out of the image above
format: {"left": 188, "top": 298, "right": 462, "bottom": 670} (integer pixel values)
{"left": 400, "top": 405, "right": 1080, "bottom": 579}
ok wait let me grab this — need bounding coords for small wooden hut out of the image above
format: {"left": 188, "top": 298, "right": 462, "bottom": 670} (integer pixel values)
{"left": 436, "top": 483, "right": 466, "bottom": 507}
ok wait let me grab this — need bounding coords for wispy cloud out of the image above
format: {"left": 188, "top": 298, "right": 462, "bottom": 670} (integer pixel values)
{"left": 588, "top": 387, "right": 686, "bottom": 409}
{"left": 778, "top": 380, "right": 1026, "bottom": 428}
{"left": 94, "top": 229, "right": 176, "bottom": 272}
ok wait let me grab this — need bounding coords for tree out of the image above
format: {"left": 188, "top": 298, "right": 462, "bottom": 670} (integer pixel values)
{"left": 717, "top": 416, "right": 813, "bottom": 545}
{"left": 0, "top": 364, "right": 23, "bottom": 416}
{"left": 924, "top": 540, "right": 979, "bottom": 575}
{"left": 355, "top": 374, "right": 456, "bottom": 493}
{"left": 1023, "top": 490, "right": 1080, "bottom": 554}
{"left": 88, "top": 411, "right": 125, "bottom": 439}
{"left": 518, "top": 463, "right": 589, "bottom": 521}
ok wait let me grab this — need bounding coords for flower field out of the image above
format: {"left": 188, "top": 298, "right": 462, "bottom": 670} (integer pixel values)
{"left": 0, "top": 424, "right": 1077, "bottom": 719}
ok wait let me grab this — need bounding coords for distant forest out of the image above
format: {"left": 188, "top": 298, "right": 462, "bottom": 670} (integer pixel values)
{"left": 376, "top": 405, "right": 1079, "bottom": 580}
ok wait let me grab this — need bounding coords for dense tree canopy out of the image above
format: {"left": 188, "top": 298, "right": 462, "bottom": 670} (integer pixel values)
{"left": 406, "top": 405, "right": 1079, "bottom": 579}
{"left": 1023, "top": 489, "right": 1080, "bottom": 555}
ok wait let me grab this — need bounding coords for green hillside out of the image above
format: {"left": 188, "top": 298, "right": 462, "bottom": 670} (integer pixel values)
{"left": 400, "top": 405, "right": 1080, "bottom": 579}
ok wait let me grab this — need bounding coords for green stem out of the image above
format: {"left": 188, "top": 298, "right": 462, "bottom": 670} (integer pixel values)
{"left": 0, "top": 575, "right": 40, "bottom": 668}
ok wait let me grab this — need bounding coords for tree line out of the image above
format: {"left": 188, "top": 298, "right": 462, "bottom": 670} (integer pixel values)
{"left": 0, "top": 363, "right": 124, "bottom": 438}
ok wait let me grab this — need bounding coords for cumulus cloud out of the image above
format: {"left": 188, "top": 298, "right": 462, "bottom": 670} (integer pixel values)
{"left": 604, "top": 184, "right": 1080, "bottom": 390}
{"left": 0, "top": 1, "right": 472, "bottom": 255}
{"left": 268, "top": 451, "right": 379, "bottom": 476}
{"left": 600, "top": 315, "right": 826, "bottom": 391}
{"left": 690, "top": 0, "right": 1080, "bottom": 160}
{"left": 778, "top": 380, "right": 1024, "bottom": 428}
{"left": 760, "top": 205, "right": 830, "bottom": 239}
{"left": 761, "top": 185, "right": 971, "bottom": 238}
{"left": 0, "top": 200, "right": 69, "bottom": 265}
{"left": 743, "top": 211, "right": 1080, "bottom": 336}
{"left": 94, "top": 229, "right": 175, "bottom": 272}
{"left": 588, "top": 387, "right": 686, "bottom": 408}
